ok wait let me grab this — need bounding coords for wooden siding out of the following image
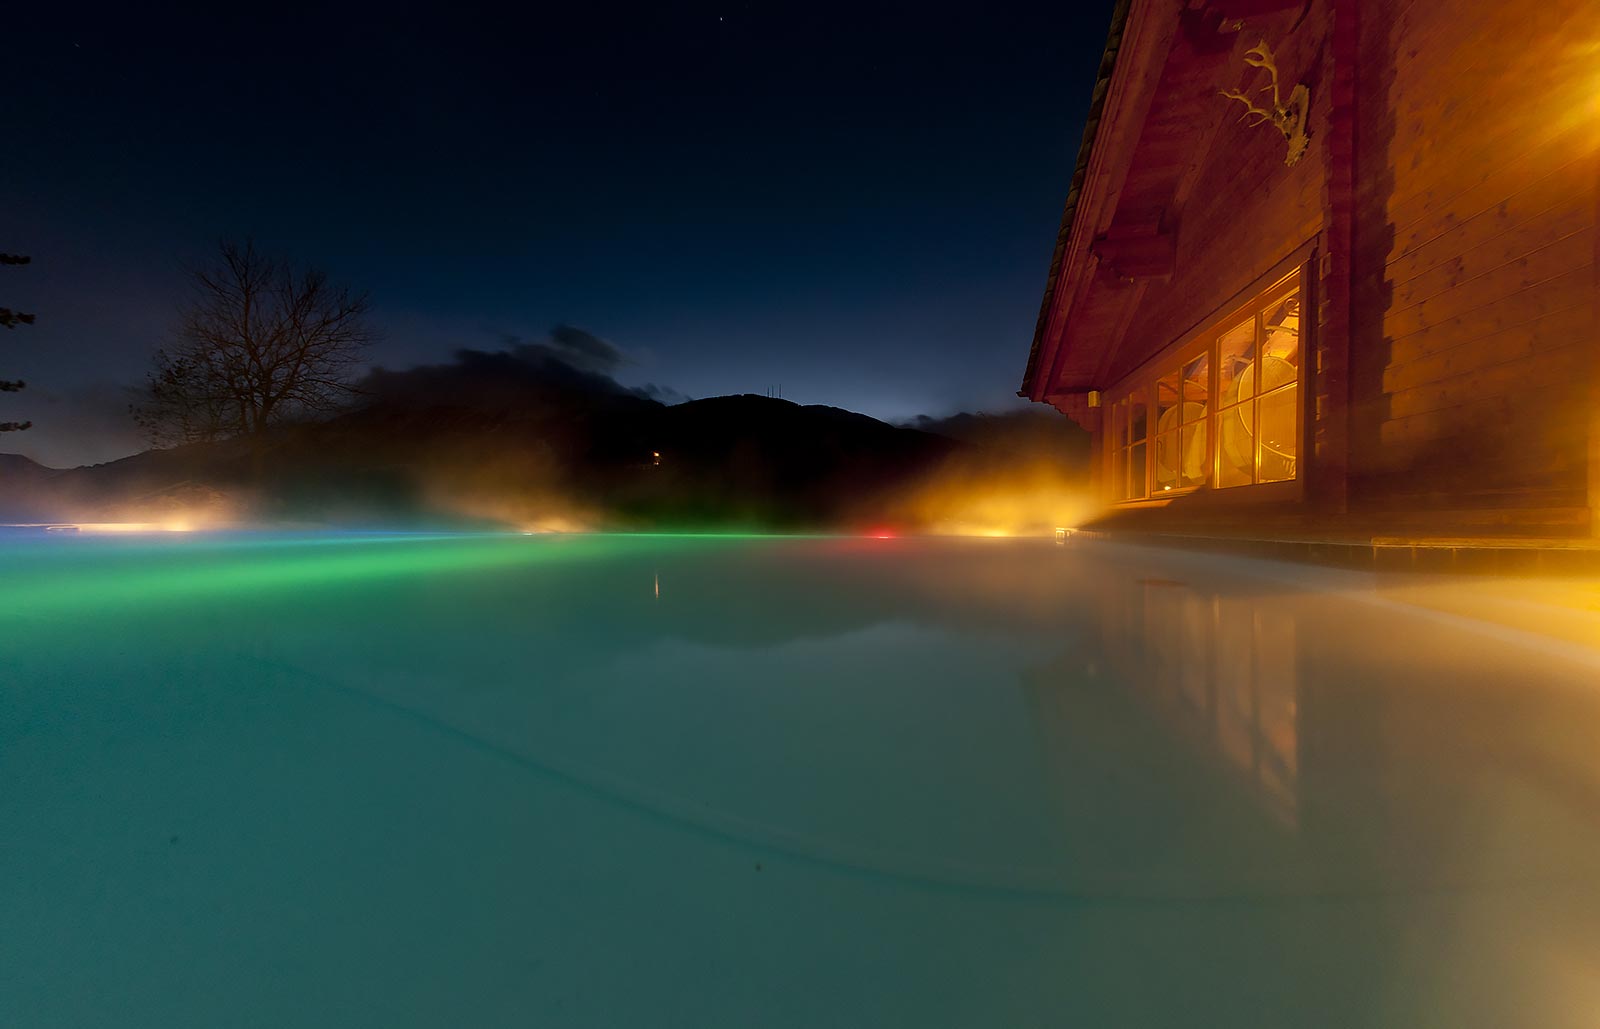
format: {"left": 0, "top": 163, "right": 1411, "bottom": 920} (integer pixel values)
{"left": 1105, "top": 3, "right": 1333, "bottom": 386}
{"left": 1312, "top": 0, "right": 1359, "bottom": 514}
{"left": 1348, "top": 0, "right": 1600, "bottom": 513}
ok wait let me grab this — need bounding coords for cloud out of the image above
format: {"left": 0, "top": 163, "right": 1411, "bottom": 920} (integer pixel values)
{"left": 493, "top": 324, "right": 630, "bottom": 377}
{"left": 362, "top": 324, "right": 685, "bottom": 410}
{"left": 545, "top": 325, "right": 629, "bottom": 374}
{"left": 634, "top": 382, "right": 693, "bottom": 405}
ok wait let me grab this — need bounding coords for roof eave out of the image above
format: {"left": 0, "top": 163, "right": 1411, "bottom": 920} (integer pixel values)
{"left": 1019, "top": 0, "right": 1135, "bottom": 402}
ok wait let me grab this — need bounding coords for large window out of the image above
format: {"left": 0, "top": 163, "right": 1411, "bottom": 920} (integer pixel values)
{"left": 1154, "top": 351, "right": 1209, "bottom": 492}
{"left": 1110, "top": 384, "right": 1150, "bottom": 501}
{"left": 1107, "top": 274, "right": 1302, "bottom": 500}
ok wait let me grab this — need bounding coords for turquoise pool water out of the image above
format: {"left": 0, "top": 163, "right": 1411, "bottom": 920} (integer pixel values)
{"left": 4, "top": 533, "right": 1600, "bottom": 1027}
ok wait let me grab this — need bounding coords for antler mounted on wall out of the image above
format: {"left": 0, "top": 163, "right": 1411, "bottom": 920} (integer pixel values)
{"left": 1220, "top": 40, "right": 1310, "bottom": 166}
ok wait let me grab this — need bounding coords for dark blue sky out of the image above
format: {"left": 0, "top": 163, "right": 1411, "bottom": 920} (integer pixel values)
{"left": 4, "top": 2, "right": 1108, "bottom": 466}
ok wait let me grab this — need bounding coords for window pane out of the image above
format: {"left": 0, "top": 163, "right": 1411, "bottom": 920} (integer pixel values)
{"left": 1262, "top": 291, "right": 1301, "bottom": 372}
{"left": 1154, "top": 429, "right": 1182, "bottom": 491}
{"left": 1216, "top": 402, "right": 1255, "bottom": 488}
{"left": 1156, "top": 371, "right": 1180, "bottom": 429}
{"left": 1182, "top": 353, "right": 1209, "bottom": 418}
{"left": 1218, "top": 318, "right": 1256, "bottom": 405}
{"left": 1180, "top": 422, "right": 1208, "bottom": 487}
{"left": 1257, "top": 383, "right": 1298, "bottom": 482}
{"left": 1115, "top": 278, "right": 1303, "bottom": 498}
{"left": 1128, "top": 385, "right": 1149, "bottom": 443}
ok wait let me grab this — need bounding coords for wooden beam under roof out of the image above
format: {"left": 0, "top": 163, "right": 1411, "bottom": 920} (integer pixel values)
{"left": 1091, "top": 226, "right": 1177, "bottom": 280}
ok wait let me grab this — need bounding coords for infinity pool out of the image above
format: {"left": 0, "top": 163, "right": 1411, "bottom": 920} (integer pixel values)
{"left": 5, "top": 533, "right": 1600, "bottom": 1027}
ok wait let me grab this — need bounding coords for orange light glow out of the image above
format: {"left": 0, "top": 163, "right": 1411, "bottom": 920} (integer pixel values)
{"left": 870, "top": 454, "right": 1097, "bottom": 539}
{"left": 63, "top": 521, "right": 197, "bottom": 534}
{"left": 514, "top": 516, "right": 590, "bottom": 534}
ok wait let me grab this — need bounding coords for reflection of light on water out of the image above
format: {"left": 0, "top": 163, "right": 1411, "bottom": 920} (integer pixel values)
{"left": 1103, "top": 578, "right": 1300, "bottom": 824}
{"left": 654, "top": 572, "right": 659, "bottom": 599}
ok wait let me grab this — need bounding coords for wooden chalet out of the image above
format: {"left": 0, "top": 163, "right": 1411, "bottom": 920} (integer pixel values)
{"left": 1022, "top": 0, "right": 1600, "bottom": 542}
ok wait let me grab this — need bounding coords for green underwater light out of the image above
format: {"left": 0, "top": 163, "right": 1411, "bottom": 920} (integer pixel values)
{"left": 11, "top": 534, "right": 590, "bottom": 617}
{"left": 6, "top": 531, "right": 837, "bottom": 621}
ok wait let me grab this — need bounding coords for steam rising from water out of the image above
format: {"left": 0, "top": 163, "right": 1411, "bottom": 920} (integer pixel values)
{"left": 873, "top": 451, "right": 1097, "bottom": 538}
{"left": 879, "top": 411, "right": 1098, "bottom": 536}
{"left": 3, "top": 333, "right": 1096, "bottom": 536}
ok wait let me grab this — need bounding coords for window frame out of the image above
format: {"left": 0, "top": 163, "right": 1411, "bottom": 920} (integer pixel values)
{"left": 1100, "top": 253, "right": 1313, "bottom": 508}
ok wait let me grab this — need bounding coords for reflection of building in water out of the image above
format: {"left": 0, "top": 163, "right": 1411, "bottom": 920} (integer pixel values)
{"left": 1103, "top": 579, "right": 1299, "bottom": 824}
{"left": 1016, "top": 555, "right": 1600, "bottom": 1025}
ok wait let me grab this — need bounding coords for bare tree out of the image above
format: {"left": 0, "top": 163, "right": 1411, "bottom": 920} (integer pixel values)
{"left": 133, "top": 239, "right": 377, "bottom": 447}
{"left": 2, "top": 251, "right": 34, "bottom": 433}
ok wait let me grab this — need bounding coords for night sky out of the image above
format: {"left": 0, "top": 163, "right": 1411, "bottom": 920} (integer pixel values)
{"left": 5, "top": 3, "right": 1108, "bottom": 467}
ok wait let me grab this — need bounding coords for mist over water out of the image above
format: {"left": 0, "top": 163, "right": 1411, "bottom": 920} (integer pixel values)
{"left": 2, "top": 336, "right": 1096, "bottom": 536}
{"left": 6, "top": 532, "right": 1600, "bottom": 1027}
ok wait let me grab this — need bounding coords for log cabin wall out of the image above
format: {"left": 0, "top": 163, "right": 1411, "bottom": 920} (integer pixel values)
{"left": 1026, "top": 0, "right": 1599, "bottom": 539}
{"left": 1347, "top": 0, "right": 1600, "bottom": 532}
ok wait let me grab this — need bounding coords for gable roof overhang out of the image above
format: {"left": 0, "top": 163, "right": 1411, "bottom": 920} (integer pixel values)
{"left": 1018, "top": 0, "right": 1135, "bottom": 399}
{"left": 1020, "top": 0, "right": 1305, "bottom": 414}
